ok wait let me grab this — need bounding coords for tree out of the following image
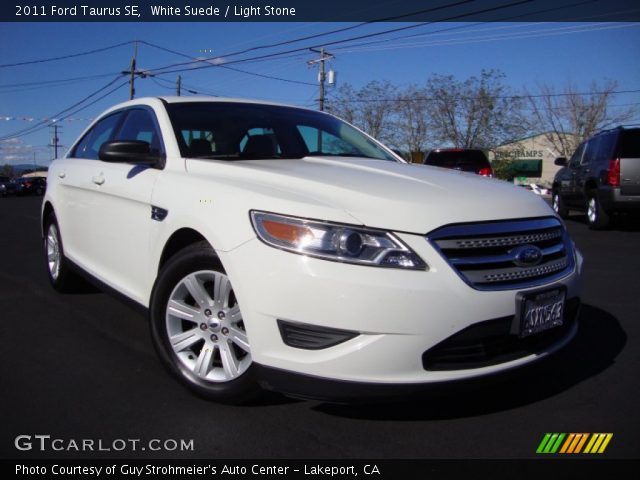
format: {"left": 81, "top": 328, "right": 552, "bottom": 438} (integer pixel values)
{"left": 392, "top": 85, "right": 431, "bottom": 158}
{"left": 326, "top": 81, "right": 399, "bottom": 146}
{"left": 527, "top": 80, "right": 638, "bottom": 157}
{"left": 1, "top": 164, "right": 14, "bottom": 177}
{"left": 425, "top": 69, "right": 528, "bottom": 149}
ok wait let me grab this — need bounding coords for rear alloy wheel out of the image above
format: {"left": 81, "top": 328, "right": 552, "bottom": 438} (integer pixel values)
{"left": 150, "top": 243, "right": 262, "bottom": 403}
{"left": 44, "top": 213, "right": 81, "bottom": 292}
{"left": 552, "top": 192, "right": 569, "bottom": 219}
{"left": 586, "top": 192, "right": 610, "bottom": 230}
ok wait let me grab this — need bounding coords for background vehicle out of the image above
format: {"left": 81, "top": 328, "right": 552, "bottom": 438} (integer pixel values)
{"left": 16, "top": 176, "right": 46, "bottom": 196}
{"left": 0, "top": 176, "right": 19, "bottom": 197}
{"left": 552, "top": 126, "right": 640, "bottom": 229}
{"left": 41, "top": 97, "right": 581, "bottom": 404}
{"left": 423, "top": 148, "right": 493, "bottom": 176}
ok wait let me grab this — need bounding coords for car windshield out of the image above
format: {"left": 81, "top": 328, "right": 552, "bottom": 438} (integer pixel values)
{"left": 165, "top": 102, "right": 397, "bottom": 162}
{"left": 425, "top": 150, "right": 489, "bottom": 170}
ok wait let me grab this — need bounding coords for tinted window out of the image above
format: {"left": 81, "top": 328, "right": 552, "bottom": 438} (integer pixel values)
{"left": 569, "top": 143, "right": 585, "bottom": 167}
{"left": 618, "top": 129, "right": 640, "bottom": 158}
{"left": 71, "top": 112, "right": 124, "bottom": 160}
{"left": 115, "top": 109, "right": 163, "bottom": 155}
{"left": 593, "top": 133, "right": 617, "bottom": 164}
{"left": 424, "top": 150, "right": 490, "bottom": 171}
{"left": 165, "top": 102, "right": 396, "bottom": 161}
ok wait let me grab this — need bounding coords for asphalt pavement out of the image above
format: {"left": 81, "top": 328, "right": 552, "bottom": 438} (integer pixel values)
{"left": 1, "top": 195, "right": 638, "bottom": 459}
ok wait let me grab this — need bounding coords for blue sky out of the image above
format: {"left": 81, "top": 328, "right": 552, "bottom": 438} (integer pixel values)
{"left": 1, "top": 21, "right": 639, "bottom": 166}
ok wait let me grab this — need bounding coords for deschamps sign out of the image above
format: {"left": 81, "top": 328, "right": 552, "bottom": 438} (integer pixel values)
{"left": 494, "top": 149, "right": 544, "bottom": 160}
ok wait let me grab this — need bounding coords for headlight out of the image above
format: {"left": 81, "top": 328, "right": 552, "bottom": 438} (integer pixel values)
{"left": 250, "top": 211, "right": 427, "bottom": 270}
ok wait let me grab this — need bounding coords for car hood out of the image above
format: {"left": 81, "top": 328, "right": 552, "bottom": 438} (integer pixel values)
{"left": 187, "top": 156, "right": 554, "bottom": 234}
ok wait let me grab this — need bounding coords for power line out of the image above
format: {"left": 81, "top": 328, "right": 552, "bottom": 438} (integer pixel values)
{"left": 146, "top": 0, "right": 535, "bottom": 76}
{"left": 324, "top": 88, "right": 640, "bottom": 104}
{"left": 0, "top": 41, "right": 133, "bottom": 68}
{"left": 333, "top": 22, "right": 640, "bottom": 55}
{"left": 0, "top": 75, "right": 126, "bottom": 141}
{"left": 140, "top": 40, "right": 317, "bottom": 87}
{"left": 204, "top": 0, "right": 476, "bottom": 60}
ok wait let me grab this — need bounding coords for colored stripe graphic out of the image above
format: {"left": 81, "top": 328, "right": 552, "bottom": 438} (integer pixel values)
{"left": 536, "top": 433, "right": 565, "bottom": 454}
{"left": 538, "top": 433, "right": 613, "bottom": 454}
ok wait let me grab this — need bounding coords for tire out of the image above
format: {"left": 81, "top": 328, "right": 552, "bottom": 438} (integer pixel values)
{"left": 149, "top": 242, "right": 262, "bottom": 404}
{"left": 586, "top": 191, "right": 610, "bottom": 230}
{"left": 43, "top": 213, "right": 82, "bottom": 292}
{"left": 552, "top": 191, "right": 569, "bottom": 219}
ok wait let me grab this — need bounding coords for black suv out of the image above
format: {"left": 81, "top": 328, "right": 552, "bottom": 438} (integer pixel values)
{"left": 423, "top": 148, "right": 493, "bottom": 177}
{"left": 552, "top": 126, "right": 640, "bottom": 229}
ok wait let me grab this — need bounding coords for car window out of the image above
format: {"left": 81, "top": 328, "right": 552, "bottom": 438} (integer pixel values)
{"left": 165, "top": 102, "right": 396, "bottom": 161}
{"left": 581, "top": 138, "right": 598, "bottom": 165}
{"left": 569, "top": 143, "right": 586, "bottom": 168}
{"left": 115, "top": 109, "right": 163, "bottom": 155}
{"left": 71, "top": 112, "right": 124, "bottom": 160}
{"left": 618, "top": 129, "right": 640, "bottom": 158}
{"left": 593, "top": 132, "right": 617, "bottom": 164}
{"left": 297, "top": 125, "right": 358, "bottom": 156}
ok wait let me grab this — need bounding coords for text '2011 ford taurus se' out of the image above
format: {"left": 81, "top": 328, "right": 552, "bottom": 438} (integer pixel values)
{"left": 42, "top": 97, "right": 583, "bottom": 403}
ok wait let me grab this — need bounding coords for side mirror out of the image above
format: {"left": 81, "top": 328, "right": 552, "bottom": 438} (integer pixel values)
{"left": 99, "top": 140, "right": 160, "bottom": 165}
{"left": 554, "top": 157, "right": 568, "bottom": 167}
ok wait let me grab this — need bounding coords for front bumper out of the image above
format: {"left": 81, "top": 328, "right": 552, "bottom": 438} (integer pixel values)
{"left": 219, "top": 231, "right": 583, "bottom": 390}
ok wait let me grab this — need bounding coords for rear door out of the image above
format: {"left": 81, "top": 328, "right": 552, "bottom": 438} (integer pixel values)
{"left": 618, "top": 129, "right": 640, "bottom": 196}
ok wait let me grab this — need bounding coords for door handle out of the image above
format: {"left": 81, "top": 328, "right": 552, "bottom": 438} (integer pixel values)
{"left": 92, "top": 175, "right": 105, "bottom": 186}
{"left": 58, "top": 172, "right": 66, "bottom": 179}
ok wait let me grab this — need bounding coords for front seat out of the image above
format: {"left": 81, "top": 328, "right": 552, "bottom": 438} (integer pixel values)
{"left": 242, "top": 135, "right": 276, "bottom": 157}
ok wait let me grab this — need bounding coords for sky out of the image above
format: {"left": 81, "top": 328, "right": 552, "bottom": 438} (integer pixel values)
{"left": 1, "top": 19, "right": 639, "bottom": 166}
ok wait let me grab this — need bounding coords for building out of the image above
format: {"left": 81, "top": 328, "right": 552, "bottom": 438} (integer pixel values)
{"left": 490, "top": 132, "right": 578, "bottom": 185}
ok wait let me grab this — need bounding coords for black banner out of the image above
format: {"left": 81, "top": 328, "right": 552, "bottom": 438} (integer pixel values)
{"left": 4, "top": 459, "right": 640, "bottom": 479}
{"left": 3, "top": 0, "right": 640, "bottom": 22}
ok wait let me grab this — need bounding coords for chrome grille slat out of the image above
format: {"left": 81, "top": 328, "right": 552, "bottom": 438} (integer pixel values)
{"left": 427, "top": 217, "right": 575, "bottom": 291}
{"left": 436, "top": 229, "right": 562, "bottom": 249}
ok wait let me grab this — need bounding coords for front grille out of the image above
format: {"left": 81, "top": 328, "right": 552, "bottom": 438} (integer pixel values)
{"left": 428, "top": 217, "right": 575, "bottom": 291}
{"left": 422, "top": 297, "right": 580, "bottom": 371}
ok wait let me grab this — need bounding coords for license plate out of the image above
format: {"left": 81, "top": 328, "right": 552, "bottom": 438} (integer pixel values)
{"left": 516, "top": 288, "right": 566, "bottom": 338}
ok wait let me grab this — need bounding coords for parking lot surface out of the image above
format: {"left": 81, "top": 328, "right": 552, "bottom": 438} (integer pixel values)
{"left": 1, "top": 196, "right": 638, "bottom": 459}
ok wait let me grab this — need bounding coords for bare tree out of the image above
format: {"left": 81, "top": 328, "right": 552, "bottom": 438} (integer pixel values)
{"left": 425, "top": 69, "right": 527, "bottom": 149}
{"left": 326, "top": 81, "right": 399, "bottom": 146}
{"left": 527, "top": 80, "right": 637, "bottom": 157}
{"left": 392, "top": 85, "right": 431, "bottom": 157}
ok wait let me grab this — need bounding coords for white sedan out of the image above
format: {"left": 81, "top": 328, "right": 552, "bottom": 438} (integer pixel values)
{"left": 41, "top": 97, "right": 582, "bottom": 403}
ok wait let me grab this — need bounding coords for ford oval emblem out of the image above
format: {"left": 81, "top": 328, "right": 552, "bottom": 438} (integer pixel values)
{"left": 512, "top": 245, "right": 543, "bottom": 267}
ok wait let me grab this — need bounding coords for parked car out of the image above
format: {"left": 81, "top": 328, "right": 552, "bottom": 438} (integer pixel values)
{"left": 552, "top": 126, "right": 640, "bottom": 229}
{"left": 423, "top": 148, "right": 493, "bottom": 176}
{"left": 42, "top": 97, "right": 582, "bottom": 403}
{"left": 16, "top": 176, "right": 47, "bottom": 196}
{"left": 0, "top": 176, "right": 19, "bottom": 196}
{"left": 520, "top": 183, "right": 550, "bottom": 196}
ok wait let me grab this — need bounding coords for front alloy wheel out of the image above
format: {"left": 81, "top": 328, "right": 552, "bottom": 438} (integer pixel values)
{"left": 552, "top": 192, "right": 569, "bottom": 219}
{"left": 150, "top": 242, "right": 262, "bottom": 403}
{"left": 166, "top": 270, "right": 251, "bottom": 382}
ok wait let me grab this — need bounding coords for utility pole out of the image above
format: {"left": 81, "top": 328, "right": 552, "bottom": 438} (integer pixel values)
{"left": 307, "top": 48, "right": 334, "bottom": 112}
{"left": 176, "top": 75, "right": 182, "bottom": 96}
{"left": 49, "top": 123, "right": 62, "bottom": 159}
{"left": 122, "top": 41, "right": 149, "bottom": 100}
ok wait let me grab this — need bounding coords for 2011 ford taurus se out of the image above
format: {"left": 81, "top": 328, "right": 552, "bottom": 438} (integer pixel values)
{"left": 42, "top": 97, "right": 583, "bottom": 403}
